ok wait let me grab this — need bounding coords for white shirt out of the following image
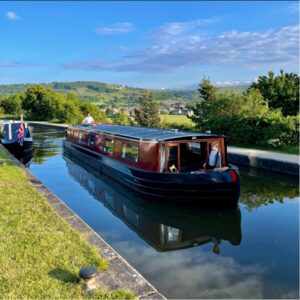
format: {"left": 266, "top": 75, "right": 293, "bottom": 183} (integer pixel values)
{"left": 83, "top": 116, "right": 94, "bottom": 124}
{"left": 208, "top": 150, "right": 218, "bottom": 167}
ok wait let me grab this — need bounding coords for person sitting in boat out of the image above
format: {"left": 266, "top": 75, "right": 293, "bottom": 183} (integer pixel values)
{"left": 82, "top": 113, "right": 94, "bottom": 125}
{"left": 203, "top": 142, "right": 222, "bottom": 170}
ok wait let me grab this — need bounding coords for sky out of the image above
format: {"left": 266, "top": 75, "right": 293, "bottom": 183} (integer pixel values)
{"left": 0, "top": 1, "right": 299, "bottom": 89}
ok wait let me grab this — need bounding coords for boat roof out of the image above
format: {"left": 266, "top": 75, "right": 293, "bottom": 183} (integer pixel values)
{"left": 73, "top": 124, "right": 224, "bottom": 142}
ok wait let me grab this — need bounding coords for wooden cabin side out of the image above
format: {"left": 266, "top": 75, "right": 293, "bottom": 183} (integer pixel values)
{"left": 66, "top": 128, "right": 160, "bottom": 171}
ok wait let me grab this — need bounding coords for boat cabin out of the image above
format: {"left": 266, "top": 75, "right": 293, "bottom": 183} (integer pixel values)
{"left": 67, "top": 124, "right": 228, "bottom": 174}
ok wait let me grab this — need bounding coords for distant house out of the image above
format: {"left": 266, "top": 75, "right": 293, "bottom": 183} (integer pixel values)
{"left": 169, "top": 108, "right": 193, "bottom": 116}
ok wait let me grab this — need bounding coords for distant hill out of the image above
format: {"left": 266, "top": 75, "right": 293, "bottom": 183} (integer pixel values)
{"left": 0, "top": 81, "right": 249, "bottom": 106}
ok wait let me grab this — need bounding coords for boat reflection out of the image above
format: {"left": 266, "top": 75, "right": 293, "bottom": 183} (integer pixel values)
{"left": 63, "top": 152, "right": 242, "bottom": 253}
{"left": 9, "top": 146, "right": 34, "bottom": 168}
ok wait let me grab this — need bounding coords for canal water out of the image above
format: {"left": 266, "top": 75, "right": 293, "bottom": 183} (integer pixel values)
{"left": 27, "top": 127, "right": 299, "bottom": 299}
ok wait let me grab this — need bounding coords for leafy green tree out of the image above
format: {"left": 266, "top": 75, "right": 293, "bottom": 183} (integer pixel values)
{"left": 134, "top": 92, "right": 160, "bottom": 127}
{"left": 79, "top": 101, "right": 109, "bottom": 122}
{"left": 22, "top": 85, "right": 60, "bottom": 120}
{"left": 249, "top": 70, "right": 299, "bottom": 116}
{"left": 56, "top": 99, "right": 83, "bottom": 123}
{"left": 111, "top": 112, "right": 133, "bottom": 125}
{"left": 0, "top": 93, "right": 23, "bottom": 115}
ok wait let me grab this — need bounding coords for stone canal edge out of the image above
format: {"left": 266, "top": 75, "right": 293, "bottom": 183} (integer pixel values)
{"left": 1, "top": 145, "right": 165, "bottom": 300}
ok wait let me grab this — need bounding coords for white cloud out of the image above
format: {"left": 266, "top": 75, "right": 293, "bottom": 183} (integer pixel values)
{"left": 215, "top": 80, "right": 243, "bottom": 86}
{"left": 0, "top": 60, "right": 23, "bottom": 67}
{"left": 107, "top": 46, "right": 129, "bottom": 52}
{"left": 5, "top": 11, "right": 19, "bottom": 20}
{"left": 0, "top": 60, "right": 42, "bottom": 68}
{"left": 95, "top": 22, "right": 133, "bottom": 35}
{"left": 113, "top": 240, "right": 267, "bottom": 299}
{"left": 63, "top": 20, "right": 299, "bottom": 73}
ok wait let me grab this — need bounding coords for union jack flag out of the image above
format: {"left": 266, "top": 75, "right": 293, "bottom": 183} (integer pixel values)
{"left": 18, "top": 121, "right": 24, "bottom": 146}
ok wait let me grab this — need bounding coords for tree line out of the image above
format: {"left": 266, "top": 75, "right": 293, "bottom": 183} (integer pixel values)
{"left": 192, "top": 70, "right": 299, "bottom": 148}
{"left": 0, "top": 70, "right": 298, "bottom": 149}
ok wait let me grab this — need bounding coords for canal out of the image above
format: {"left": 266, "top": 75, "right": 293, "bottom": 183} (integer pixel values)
{"left": 27, "top": 127, "right": 299, "bottom": 299}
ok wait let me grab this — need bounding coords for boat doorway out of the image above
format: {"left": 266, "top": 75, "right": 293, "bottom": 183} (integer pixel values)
{"left": 161, "top": 141, "right": 210, "bottom": 173}
{"left": 166, "top": 144, "right": 179, "bottom": 173}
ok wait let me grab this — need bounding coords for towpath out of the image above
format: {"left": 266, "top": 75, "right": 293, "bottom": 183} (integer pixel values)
{"left": 228, "top": 146, "right": 299, "bottom": 176}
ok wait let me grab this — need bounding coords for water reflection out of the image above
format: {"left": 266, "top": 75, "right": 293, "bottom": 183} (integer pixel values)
{"left": 30, "top": 127, "right": 65, "bottom": 164}
{"left": 240, "top": 167, "right": 299, "bottom": 210}
{"left": 28, "top": 128, "right": 299, "bottom": 299}
{"left": 63, "top": 152, "right": 242, "bottom": 253}
{"left": 9, "top": 146, "right": 33, "bottom": 168}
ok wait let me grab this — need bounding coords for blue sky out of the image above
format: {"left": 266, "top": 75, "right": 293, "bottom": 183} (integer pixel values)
{"left": 0, "top": 1, "right": 299, "bottom": 88}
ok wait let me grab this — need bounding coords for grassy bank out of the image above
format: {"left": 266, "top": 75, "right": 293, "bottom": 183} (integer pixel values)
{"left": 0, "top": 148, "right": 135, "bottom": 299}
{"left": 160, "top": 114, "right": 195, "bottom": 126}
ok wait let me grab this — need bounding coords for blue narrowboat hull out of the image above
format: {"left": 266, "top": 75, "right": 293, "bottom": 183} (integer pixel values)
{"left": 63, "top": 140, "right": 240, "bottom": 207}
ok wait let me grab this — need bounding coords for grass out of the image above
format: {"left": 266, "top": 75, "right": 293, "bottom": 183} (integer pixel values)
{"left": 0, "top": 148, "right": 135, "bottom": 299}
{"left": 160, "top": 114, "right": 195, "bottom": 126}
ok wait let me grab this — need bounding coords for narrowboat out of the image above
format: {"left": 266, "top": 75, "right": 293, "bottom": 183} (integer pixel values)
{"left": 64, "top": 152, "right": 242, "bottom": 252}
{"left": 63, "top": 124, "right": 240, "bottom": 207}
{"left": 0, "top": 120, "right": 34, "bottom": 155}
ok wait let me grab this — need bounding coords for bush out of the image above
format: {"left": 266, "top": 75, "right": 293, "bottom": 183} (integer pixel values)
{"left": 0, "top": 94, "right": 23, "bottom": 115}
{"left": 79, "top": 101, "right": 109, "bottom": 122}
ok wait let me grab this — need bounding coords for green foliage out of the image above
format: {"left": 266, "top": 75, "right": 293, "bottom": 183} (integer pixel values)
{"left": 198, "top": 77, "right": 217, "bottom": 103}
{"left": 56, "top": 99, "right": 83, "bottom": 124}
{"left": 192, "top": 78, "right": 217, "bottom": 124}
{"left": 111, "top": 112, "right": 133, "bottom": 125}
{"left": 22, "top": 85, "right": 60, "bottom": 120}
{"left": 194, "top": 88, "right": 299, "bottom": 148}
{"left": 0, "top": 81, "right": 198, "bottom": 107}
{"left": 0, "top": 93, "right": 23, "bottom": 115}
{"left": 249, "top": 70, "right": 299, "bottom": 116}
{"left": 79, "top": 101, "right": 109, "bottom": 123}
{"left": 240, "top": 169, "right": 299, "bottom": 211}
{"left": 160, "top": 114, "right": 195, "bottom": 131}
{"left": 134, "top": 92, "right": 160, "bottom": 128}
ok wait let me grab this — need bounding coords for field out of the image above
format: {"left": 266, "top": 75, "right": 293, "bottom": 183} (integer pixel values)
{"left": 160, "top": 114, "right": 195, "bottom": 126}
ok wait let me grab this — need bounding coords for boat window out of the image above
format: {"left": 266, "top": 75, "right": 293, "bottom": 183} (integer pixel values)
{"left": 121, "top": 143, "right": 139, "bottom": 163}
{"left": 188, "top": 142, "right": 201, "bottom": 154}
{"left": 78, "top": 132, "right": 85, "bottom": 144}
{"left": 104, "top": 138, "right": 114, "bottom": 154}
{"left": 88, "top": 135, "right": 96, "bottom": 147}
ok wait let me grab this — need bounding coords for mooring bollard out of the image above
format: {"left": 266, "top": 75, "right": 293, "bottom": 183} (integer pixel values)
{"left": 79, "top": 266, "right": 98, "bottom": 293}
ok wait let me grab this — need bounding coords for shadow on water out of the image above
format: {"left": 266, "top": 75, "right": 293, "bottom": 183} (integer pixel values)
{"left": 63, "top": 152, "right": 242, "bottom": 254}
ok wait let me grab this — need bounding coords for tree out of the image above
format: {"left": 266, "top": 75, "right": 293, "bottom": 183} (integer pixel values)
{"left": 198, "top": 77, "right": 217, "bottom": 103}
{"left": 192, "top": 77, "right": 217, "bottom": 125}
{"left": 22, "top": 85, "right": 60, "bottom": 120}
{"left": 79, "top": 101, "right": 108, "bottom": 122}
{"left": 134, "top": 92, "right": 160, "bottom": 127}
{"left": 111, "top": 112, "right": 133, "bottom": 125}
{"left": 249, "top": 70, "right": 299, "bottom": 116}
{"left": 0, "top": 93, "right": 23, "bottom": 115}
